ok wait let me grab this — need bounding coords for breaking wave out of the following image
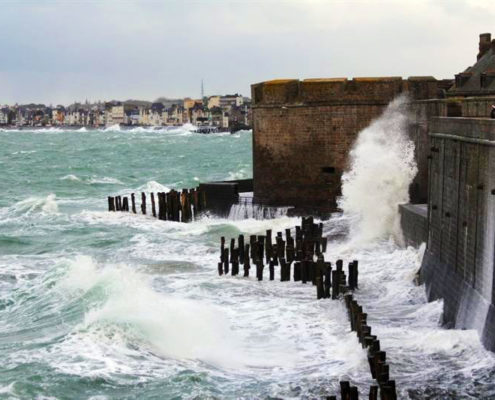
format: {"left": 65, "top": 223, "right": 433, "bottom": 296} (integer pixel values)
{"left": 339, "top": 95, "right": 417, "bottom": 245}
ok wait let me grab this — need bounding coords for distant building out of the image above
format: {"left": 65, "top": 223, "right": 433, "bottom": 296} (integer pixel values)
{"left": 184, "top": 98, "right": 203, "bottom": 110}
{"left": 0, "top": 108, "right": 10, "bottom": 125}
{"left": 220, "top": 94, "right": 243, "bottom": 109}
{"left": 150, "top": 102, "right": 165, "bottom": 126}
{"left": 52, "top": 107, "right": 65, "bottom": 125}
{"left": 166, "top": 104, "right": 184, "bottom": 125}
{"left": 207, "top": 96, "right": 221, "bottom": 109}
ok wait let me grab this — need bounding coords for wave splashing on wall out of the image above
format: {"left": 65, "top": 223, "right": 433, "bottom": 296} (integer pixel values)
{"left": 340, "top": 95, "right": 417, "bottom": 245}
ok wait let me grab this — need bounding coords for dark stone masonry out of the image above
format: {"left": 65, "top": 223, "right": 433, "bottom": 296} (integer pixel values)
{"left": 251, "top": 77, "right": 437, "bottom": 214}
{"left": 421, "top": 117, "right": 495, "bottom": 349}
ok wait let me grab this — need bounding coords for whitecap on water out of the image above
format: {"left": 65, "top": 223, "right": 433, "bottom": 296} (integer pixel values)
{"left": 60, "top": 174, "right": 81, "bottom": 182}
{"left": 88, "top": 177, "right": 124, "bottom": 185}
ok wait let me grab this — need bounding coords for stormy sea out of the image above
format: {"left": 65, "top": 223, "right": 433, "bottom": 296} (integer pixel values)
{"left": 1, "top": 121, "right": 495, "bottom": 399}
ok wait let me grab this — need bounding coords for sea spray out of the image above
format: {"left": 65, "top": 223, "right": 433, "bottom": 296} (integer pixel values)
{"left": 339, "top": 95, "right": 417, "bottom": 245}
{"left": 58, "top": 256, "right": 245, "bottom": 368}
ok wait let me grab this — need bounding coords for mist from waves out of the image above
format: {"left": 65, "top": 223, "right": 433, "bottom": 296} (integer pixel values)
{"left": 339, "top": 95, "right": 417, "bottom": 245}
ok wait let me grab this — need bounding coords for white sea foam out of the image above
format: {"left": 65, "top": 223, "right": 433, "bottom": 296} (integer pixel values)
{"left": 88, "top": 176, "right": 124, "bottom": 185}
{"left": 60, "top": 174, "right": 81, "bottom": 181}
{"left": 137, "top": 180, "right": 171, "bottom": 193}
{"left": 8, "top": 193, "right": 59, "bottom": 215}
{"left": 226, "top": 168, "right": 248, "bottom": 180}
{"left": 103, "top": 124, "right": 121, "bottom": 132}
{"left": 339, "top": 95, "right": 417, "bottom": 245}
{"left": 55, "top": 256, "right": 279, "bottom": 370}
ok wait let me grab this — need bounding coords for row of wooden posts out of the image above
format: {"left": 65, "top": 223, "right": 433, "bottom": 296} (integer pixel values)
{"left": 107, "top": 187, "right": 206, "bottom": 223}
{"left": 344, "top": 294, "right": 397, "bottom": 400}
{"left": 215, "top": 216, "right": 396, "bottom": 399}
{"left": 217, "top": 216, "right": 358, "bottom": 299}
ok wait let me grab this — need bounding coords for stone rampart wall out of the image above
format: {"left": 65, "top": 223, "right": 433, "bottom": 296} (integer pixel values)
{"left": 422, "top": 117, "right": 495, "bottom": 349}
{"left": 251, "top": 77, "right": 437, "bottom": 213}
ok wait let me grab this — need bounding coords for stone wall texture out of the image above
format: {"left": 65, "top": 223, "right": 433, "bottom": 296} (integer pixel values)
{"left": 399, "top": 204, "right": 428, "bottom": 248}
{"left": 421, "top": 117, "right": 495, "bottom": 350}
{"left": 409, "top": 96, "right": 495, "bottom": 203}
{"left": 251, "top": 77, "right": 438, "bottom": 213}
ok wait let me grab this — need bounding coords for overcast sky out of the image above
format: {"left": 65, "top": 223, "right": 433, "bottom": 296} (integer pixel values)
{"left": 1, "top": 0, "right": 494, "bottom": 105}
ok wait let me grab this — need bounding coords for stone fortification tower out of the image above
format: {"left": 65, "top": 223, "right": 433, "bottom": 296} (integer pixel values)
{"left": 251, "top": 77, "right": 437, "bottom": 214}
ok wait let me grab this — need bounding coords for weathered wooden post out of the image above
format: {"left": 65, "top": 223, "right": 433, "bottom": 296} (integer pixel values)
{"left": 218, "top": 262, "right": 223, "bottom": 276}
{"left": 294, "top": 262, "right": 301, "bottom": 281}
{"left": 141, "top": 192, "right": 146, "bottom": 215}
{"left": 369, "top": 386, "right": 378, "bottom": 400}
{"left": 174, "top": 190, "right": 180, "bottom": 221}
{"left": 122, "top": 196, "right": 129, "bottom": 211}
{"left": 340, "top": 381, "right": 350, "bottom": 400}
{"left": 256, "top": 260, "right": 264, "bottom": 281}
{"left": 244, "top": 244, "right": 250, "bottom": 277}
{"left": 286, "top": 235, "right": 295, "bottom": 263}
{"left": 321, "top": 237, "right": 328, "bottom": 253}
{"left": 301, "top": 260, "right": 309, "bottom": 284}
{"left": 257, "top": 236, "right": 265, "bottom": 262}
{"left": 315, "top": 274, "right": 324, "bottom": 299}
{"left": 220, "top": 236, "right": 225, "bottom": 261}
{"left": 108, "top": 196, "right": 115, "bottom": 212}
{"left": 131, "top": 193, "right": 136, "bottom": 214}
{"left": 349, "top": 386, "right": 358, "bottom": 400}
{"left": 223, "top": 248, "right": 229, "bottom": 275}
{"left": 239, "top": 234, "right": 245, "bottom": 264}
{"left": 269, "top": 261, "right": 275, "bottom": 280}
{"left": 232, "top": 248, "right": 239, "bottom": 276}
{"left": 249, "top": 235, "right": 257, "bottom": 259}
{"left": 331, "top": 270, "right": 339, "bottom": 299}
{"left": 151, "top": 193, "right": 157, "bottom": 218}
{"left": 324, "top": 262, "right": 332, "bottom": 298}
{"left": 353, "top": 260, "right": 359, "bottom": 289}
{"left": 229, "top": 238, "right": 235, "bottom": 263}
{"left": 265, "top": 229, "right": 272, "bottom": 263}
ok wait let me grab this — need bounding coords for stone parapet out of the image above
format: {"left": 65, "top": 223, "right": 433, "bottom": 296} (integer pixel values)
{"left": 252, "top": 76, "right": 437, "bottom": 107}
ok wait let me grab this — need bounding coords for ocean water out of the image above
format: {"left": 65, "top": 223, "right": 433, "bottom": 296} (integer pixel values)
{"left": 0, "top": 125, "right": 494, "bottom": 400}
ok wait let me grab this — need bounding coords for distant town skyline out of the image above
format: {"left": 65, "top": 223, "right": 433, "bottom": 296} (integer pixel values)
{"left": 1, "top": 0, "right": 494, "bottom": 105}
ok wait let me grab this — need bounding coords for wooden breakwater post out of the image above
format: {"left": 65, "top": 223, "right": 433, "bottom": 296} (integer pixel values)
{"left": 131, "top": 193, "right": 136, "bottom": 213}
{"left": 107, "top": 187, "right": 205, "bottom": 223}
{"left": 141, "top": 192, "right": 146, "bottom": 215}
{"left": 108, "top": 196, "right": 115, "bottom": 212}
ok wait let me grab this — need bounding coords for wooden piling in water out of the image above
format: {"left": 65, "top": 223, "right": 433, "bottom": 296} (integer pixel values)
{"left": 232, "top": 248, "right": 239, "bottom": 276}
{"left": 141, "top": 192, "right": 146, "bottom": 215}
{"left": 265, "top": 229, "right": 272, "bottom": 263}
{"left": 108, "top": 196, "right": 115, "bottom": 212}
{"left": 244, "top": 244, "right": 250, "bottom": 277}
{"left": 151, "top": 193, "right": 156, "bottom": 217}
{"left": 369, "top": 386, "right": 378, "bottom": 400}
{"left": 256, "top": 260, "right": 264, "bottom": 281}
{"left": 340, "top": 381, "right": 350, "bottom": 400}
{"left": 269, "top": 260, "right": 275, "bottom": 280}
{"left": 131, "top": 193, "right": 136, "bottom": 214}
{"left": 223, "top": 248, "right": 229, "bottom": 275}
{"left": 122, "top": 196, "right": 129, "bottom": 211}
{"left": 239, "top": 234, "right": 245, "bottom": 264}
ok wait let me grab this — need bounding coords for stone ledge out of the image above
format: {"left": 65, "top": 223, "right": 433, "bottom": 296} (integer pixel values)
{"left": 252, "top": 76, "right": 438, "bottom": 106}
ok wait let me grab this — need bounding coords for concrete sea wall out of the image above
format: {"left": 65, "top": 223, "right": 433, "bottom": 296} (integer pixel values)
{"left": 421, "top": 117, "right": 495, "bottom": 349}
